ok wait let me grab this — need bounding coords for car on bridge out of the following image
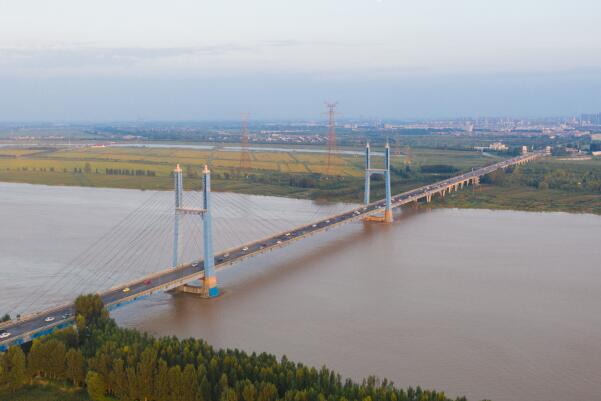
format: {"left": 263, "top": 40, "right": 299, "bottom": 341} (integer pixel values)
{"left": 123, "top": 287, "right": 130, "bottom": 293}
{"left": 44, "top": 316, "right": 55, "bottom": 322}
{"left": 242, "top": 247, "right": 249, "bottom": 251}
{"left": 143, "top": 279, "right": 152, "bottom": 285}
{"left": 61, "top": 312, "right": 72, "bottom": 319}
{"left": 0, "top": 331, "right": 10, "bottom": 339}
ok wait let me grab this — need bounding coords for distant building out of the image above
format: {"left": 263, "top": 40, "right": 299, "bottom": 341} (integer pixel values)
{"left": 581, "top": 113, "right": 601, "bottom": 125}
{"left": 521, "top": 146, "right": 529, "bottom": 154}
{"left": 490, "top": 142, "right": 508, "bottom": 151}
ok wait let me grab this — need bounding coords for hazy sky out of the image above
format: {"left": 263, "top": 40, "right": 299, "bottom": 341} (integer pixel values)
{"left": 1, "top": 0, "right": 600, "bottom": 120}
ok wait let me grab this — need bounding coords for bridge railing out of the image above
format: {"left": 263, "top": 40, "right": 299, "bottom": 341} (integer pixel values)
{"left": 2, "top": 301, "right": 74, "bottom": 329}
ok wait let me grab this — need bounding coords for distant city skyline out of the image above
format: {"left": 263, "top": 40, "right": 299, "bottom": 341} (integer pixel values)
{"left": 1, "top": 0, "right": 600, "bottom": 120}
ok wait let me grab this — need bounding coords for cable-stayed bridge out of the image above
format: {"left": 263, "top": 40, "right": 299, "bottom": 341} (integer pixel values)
{"left": 0, "top": 146, "right": 544, "bottom": 351}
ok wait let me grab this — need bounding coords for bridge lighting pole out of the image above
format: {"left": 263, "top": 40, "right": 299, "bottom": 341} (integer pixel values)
{"left": 172, "top": 164, "right": 183, "bottom": 268}
{"left": 384, "top": 142, "right": 393, "bottom": 223}
{"left": 201, "top": 165, "right": 218, "bottom": 298}
{"left": 364, "top": 142, "right": 371, "bottom": 204}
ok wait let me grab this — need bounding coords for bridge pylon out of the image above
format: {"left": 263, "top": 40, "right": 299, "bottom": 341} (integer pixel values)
{"left": 363, "top": 142, "right": 393, "bottom": 223}
{"left": 172, "top": 164, "right": 218, "bottom": 298}
{"left": 172, "top": 164, "right": 183, "bottom": 268}
{"left": 201, "top": 165, "right": 218, "bottom": 297}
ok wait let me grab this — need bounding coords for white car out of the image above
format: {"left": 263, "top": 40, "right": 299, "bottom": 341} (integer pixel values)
{"left": 44, "top": 316, "right": 55, "bottom": 322}
{"left": 0, "top": 332, "right": 10, "bottom": 339}
{"left": 325, "top": 220, "right": 330, "bottom": 223}
{"left": 276, "top": 240, "right": 282, "bottom": 244}
{"left": 285, "top": 233, "right": 291, "bottom": 236}
{"left": 242, "top": 247, "right": 249, "bottom": 251}
{"left": 312, "top": 224, "right": 317, "bottom": 228}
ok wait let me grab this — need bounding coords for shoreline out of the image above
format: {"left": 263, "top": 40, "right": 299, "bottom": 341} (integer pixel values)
{"left": 1, "top": 178, "right": 599, "bottom": 216}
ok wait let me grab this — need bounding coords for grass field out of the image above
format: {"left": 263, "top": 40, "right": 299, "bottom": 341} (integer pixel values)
{"left": 1, "top": 381, "right": 89, "bottom": 401}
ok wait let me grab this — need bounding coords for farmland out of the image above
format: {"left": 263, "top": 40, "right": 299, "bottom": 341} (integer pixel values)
{"left": 1, "top": 144, "right": 597, "bottom": 214}
{"left": 0, "top": 145, "right": 497, "bottom": 198}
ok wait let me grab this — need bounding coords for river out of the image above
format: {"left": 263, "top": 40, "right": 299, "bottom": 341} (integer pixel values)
{"left": 1, "top": 182, "right": 600, "bottom": 401}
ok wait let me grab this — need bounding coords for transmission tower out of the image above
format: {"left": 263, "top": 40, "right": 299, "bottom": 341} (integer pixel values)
{"left": 325, "top": 102, "right": 337, "bottom": 175}
{"left": 394, "top": 135, "right": 401, "bottom": 156}
{"left": 240, "top": 113, "right": 252, "bottom": 170}
{"left": 403, "top": 145, "right": 412, "bottom": 165}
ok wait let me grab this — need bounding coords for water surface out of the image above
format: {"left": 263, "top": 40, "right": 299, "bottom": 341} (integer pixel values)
{"left": 1, "top": 182, "right": 600, "bottom": 401}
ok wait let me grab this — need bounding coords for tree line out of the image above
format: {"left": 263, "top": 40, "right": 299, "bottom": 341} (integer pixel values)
{"left": 0, "top": 294, "right": 472, "bottom": 401}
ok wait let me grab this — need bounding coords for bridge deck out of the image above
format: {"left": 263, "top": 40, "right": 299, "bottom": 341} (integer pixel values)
{"left": 0, "top": 152, "right": 543, "bottom": 350}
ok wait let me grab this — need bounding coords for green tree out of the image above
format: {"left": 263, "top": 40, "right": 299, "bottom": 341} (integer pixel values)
{"left": 154, "top": 359, "right": 170, "bottom": 401}
{"left": 168, "top": 365, "right": 184, "bottom": 401}
{"left": 1, "top": 313, "right": 10, "bottom": 322}
{"left": 86, "top": 370, "right": 107, "bottom": 401}
{"left": 75, "top": 294, "right": 106, "bottom": 328}
{"left": 27, "top": 340, "right": 43, "bottom": 379}
{"left": 110, "top": 358, "right": 128, "bottom": 400}
{"left": 242, "top": 381, "right": 257, "bottom": 401}
{"left": 138, "top": 346, "right": 158, "bottom": 401}
{"left": 65, "top": 348, "right": 85, "bottom": 386}
{"left": 182, "top": 363, "right": 198, "bottom": 401}
{"left": 0, "top": 346, "right": 27, "bottom": 392}
{"left": 221, "top": 387, "right": 239, "bottom": 401}
{"left": 47, "top": 339, "right": 67, "bottom": 379}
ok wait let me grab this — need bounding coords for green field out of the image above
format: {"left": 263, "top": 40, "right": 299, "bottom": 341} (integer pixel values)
{"left": 0, "top": 145, "right": 500, "bottom": 199}
{"left": 1, "top": 381, "right": 89, "bottom": 401}
{"left": 0, "top": 144, "right": 599, "bottom": 214}
{"left": 437, "top": 158, "right": 601, "bottom": 214}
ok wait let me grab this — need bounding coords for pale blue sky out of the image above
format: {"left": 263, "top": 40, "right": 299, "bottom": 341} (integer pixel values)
{"left": 1, "top": 0, "right": 600, "bottom": 120}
